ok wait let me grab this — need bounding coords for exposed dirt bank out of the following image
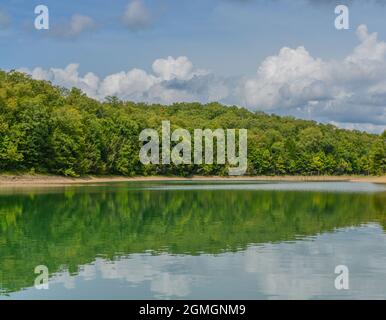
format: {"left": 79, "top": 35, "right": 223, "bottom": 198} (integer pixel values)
{"left": 0, "top": 174, "right": 385, "bottom": 187}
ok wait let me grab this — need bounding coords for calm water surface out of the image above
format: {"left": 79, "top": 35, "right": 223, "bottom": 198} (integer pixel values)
{"left": 0, "top": 181, "right": 385, "bottom": 299}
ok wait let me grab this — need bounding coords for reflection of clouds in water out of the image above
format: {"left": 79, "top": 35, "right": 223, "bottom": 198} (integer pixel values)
{"left": 79, "top": 264, "right": 96, "bottom": 281}
{"left": 44, "top": 224, "right": 386, "bottom": 299}
{"left": 244, "top": 224, "right": 386, "bottom": 299}
{"left": 50, "top": 270, "right": 76, "bottom": 290}
{"left": 97, "top": 254, "right": 193, "bottom": 297}
{"left": 151, "top": 273, "right": 191, "bottom": 298}
{"left": 98, "top": 257, "right": 158, "bottom": 284}
{"left": 49, "top": 254, "right": 195, "bottom": 298}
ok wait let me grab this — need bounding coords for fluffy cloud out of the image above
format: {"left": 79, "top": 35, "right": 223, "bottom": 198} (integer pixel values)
{"left": 21, "top": 25, "right": 386, "bottom": 133}
{"left": 22, "top": 56, "right": 215, "bottom": 105}
{"left": 244, "top": 46, "right": 329, "bottom": 110}
{"left": 50, "top": 14, "right": 97, "bottom": 39}
{"left": 22, "top": 64, "right": 100, "bottom": 96}
{"left": 122, "top": 0, "right": 152, "bottom": 31}
{"left": 242, "top": 24, "right": 386, "bottom": 131}
{"left": 152, "top": 56, "right": 207, "bottom": 81}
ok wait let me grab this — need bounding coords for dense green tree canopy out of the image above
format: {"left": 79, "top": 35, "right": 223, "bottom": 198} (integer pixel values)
{"left": 0, "top": 70, "right": 385, "bottom": 176}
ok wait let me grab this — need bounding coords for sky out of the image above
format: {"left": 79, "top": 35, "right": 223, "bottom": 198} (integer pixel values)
{"left": 1, "top": 0, "right": 386, "bottom": 133}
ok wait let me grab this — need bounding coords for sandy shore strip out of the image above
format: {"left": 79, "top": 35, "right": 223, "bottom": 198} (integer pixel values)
{"left": 0, "top": 174, "right": 385, "bottom": 187}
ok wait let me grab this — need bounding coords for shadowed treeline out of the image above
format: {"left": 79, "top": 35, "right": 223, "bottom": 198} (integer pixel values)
{"left": 0, "top": 184, "right": 385, "bottom": 294}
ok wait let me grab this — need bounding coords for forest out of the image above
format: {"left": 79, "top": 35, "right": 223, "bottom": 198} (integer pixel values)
{"left": 0, "top": 70, "right": 385, "bottom": 177}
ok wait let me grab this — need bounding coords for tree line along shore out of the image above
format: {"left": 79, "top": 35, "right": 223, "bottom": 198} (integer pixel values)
{"left": 0, "top": 70, "right": 385, "bottom": 178}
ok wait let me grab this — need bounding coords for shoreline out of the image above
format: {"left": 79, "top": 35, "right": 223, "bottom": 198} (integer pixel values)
{"left": 0, "top": 174, "right": 385, "bottom": 187}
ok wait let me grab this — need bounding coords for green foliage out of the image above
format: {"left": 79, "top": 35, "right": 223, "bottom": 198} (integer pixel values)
{"left": 0, "top": 70, "right": 385, "bottom": 176}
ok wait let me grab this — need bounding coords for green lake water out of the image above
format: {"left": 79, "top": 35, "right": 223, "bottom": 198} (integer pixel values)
{"left": 0, "top": 181, "right": 385, "bottom": 299}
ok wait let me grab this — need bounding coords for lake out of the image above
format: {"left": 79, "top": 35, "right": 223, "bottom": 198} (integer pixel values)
{"left": 0, "top": 181, "right": 385, "bottom": 299}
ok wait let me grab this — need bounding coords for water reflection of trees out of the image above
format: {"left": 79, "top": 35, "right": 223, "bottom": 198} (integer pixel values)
{"left": 0, "top": 188, "right": 385, "bottom": 294}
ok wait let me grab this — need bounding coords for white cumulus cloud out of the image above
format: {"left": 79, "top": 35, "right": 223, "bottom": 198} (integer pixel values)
{"left": 241, "top": 24, "right": 386, "bottom": 131}
{"left": 21, "top": 56, "right": 213, "bottom": 105}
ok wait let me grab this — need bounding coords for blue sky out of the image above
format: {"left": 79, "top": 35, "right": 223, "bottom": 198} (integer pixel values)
{"left": 3, "top": 0, "right": 386, "bottom": 76}
{"left": 1, "top": 0, "right": 386, "bottom": 132}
